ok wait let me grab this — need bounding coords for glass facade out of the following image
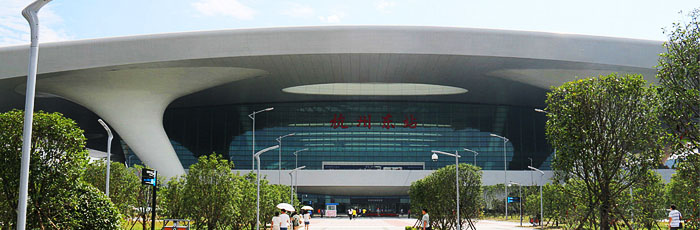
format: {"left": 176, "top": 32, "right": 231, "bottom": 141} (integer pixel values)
{"left": 161, "top": 101, "right": 553, "bottom": 171}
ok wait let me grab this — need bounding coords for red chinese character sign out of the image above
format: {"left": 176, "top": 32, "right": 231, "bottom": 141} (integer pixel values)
{"left": 403, "top": 115, "right": 417, "bottom": 128}
{"left": 331, "top": 114, "right": 349, "bottom": 129}
{"left": 356, "top": 115, "right": 371, "bottom": 129}
{"left": 330, "top": 113, "right": 418, "bottom": 129}
{"left": 382, "top": 114, "right": 395, "bottom": 129}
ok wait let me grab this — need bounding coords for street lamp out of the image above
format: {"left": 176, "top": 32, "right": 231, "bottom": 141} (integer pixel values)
{"left": 431, "top": 150, "right": 462, "bottom": 230}
{"left": 249, "top": 107, "right": 274, "bottom": 173}
{"left": 490, "top": 133, "right": 509, "bottom": 220}
{"left": 293, "top": 148, "right": 309, "bottom": 194}
{"left": 528, "top": 157, "right": 533, "bottom": 186}
{"left": 17, "top": 1, "right": 52, "bottom": 229}
{"left": 254, "top": 145, "right": 279, "bottom": 230}
{"left": 289, "top": 166, "right": 306, "bottom": 203}
{"left": 463, "top": 148, "right": 479, "bottom": 166}
{"left": 127, "top": 155, "right": 136, "bottom": 168}
{"left": 509, "top": 181, "right": 523, "bottom": 226}
{"left": 528, "top": 166, "right": 545, "bottom": 227}
{"left": 535, "top": 108, "right": 557, "bottom": 162}
{"left": 276, "top": 133, "right": 296, "bottom": 183}
{"left": 98, "top": 119, "right": 113, "bottom": 197}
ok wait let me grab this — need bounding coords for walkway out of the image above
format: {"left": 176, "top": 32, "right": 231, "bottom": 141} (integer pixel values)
{"left": 306, "top": 217, "right": 532, "bottom": 230}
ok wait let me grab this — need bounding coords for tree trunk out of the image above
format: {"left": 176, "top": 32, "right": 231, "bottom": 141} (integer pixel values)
{"left": 599, "top": 193, "right": 610, "bottom": 230}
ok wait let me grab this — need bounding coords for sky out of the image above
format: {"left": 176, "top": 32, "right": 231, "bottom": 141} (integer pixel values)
{"left": 0, "top": 0, "right": 698, "bottom": 47}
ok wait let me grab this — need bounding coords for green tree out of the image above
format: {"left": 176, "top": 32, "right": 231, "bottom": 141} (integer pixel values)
{"left": 161, "top": 176, "right": 187, "bottom": 220}
{"left": 183, "top": 154, "right": 237, "bottom": 230}
{"left": 657, "top": 8, "right": 700, "bottom": 230}
{"left": 544, "top": 74, "right": 665, "bottom": 230}
{"left": 229, "top": 172, "right": 297, "bottom": 230}
{"left": 657, "top": 9, "right": 700, "bottom": 156}
{"left": 410, "top": 163, "right": 482, "bottom": 230}
{"left": 68, "top": 181, "right": 123, "bottom": 229}
{"left": 666, "top": 158, "right": 700, "bottom": 229}
{"left": 629, "top": 170, "right": 665, "bottom": 229}
{"left": 83, "top": 160, "right": 140, "bottom": 220}
{"left": 0, "top": 110, "right": 122, "bottom": 229}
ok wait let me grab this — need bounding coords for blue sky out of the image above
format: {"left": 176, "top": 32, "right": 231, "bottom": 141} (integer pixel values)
{"left": 1, "top": 0, "right": 698, "bottom": 46}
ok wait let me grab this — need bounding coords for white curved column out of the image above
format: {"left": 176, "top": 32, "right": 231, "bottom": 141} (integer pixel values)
{"left": 34, "top": 67, "right": 266, "bottom": 178}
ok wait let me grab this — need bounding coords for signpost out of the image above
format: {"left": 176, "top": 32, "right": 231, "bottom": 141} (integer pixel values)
{"left": 142, "top": 168, "right": 157, "bottom": 230}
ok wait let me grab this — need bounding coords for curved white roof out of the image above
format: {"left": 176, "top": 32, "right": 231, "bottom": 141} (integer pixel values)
{"left": 0, "top": 26, "right": 664, "bottom": 177}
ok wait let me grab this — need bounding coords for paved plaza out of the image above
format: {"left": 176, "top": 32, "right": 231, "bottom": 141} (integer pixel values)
{"left": 304, "top": 217, "right": 532, "bottom": 230}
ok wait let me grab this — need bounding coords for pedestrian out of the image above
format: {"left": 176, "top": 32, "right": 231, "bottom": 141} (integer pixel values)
{"left": 271, "top": 211, "right": 281, "bottom": 230}
{"left": 352, "top": 208, "right": 357, "bottom": 219}
{"left": 348, "top": 208, "right": 353, "bottom": 220}
{"left": 321, "top": 209, "right": 325, "bottom": 218}
{"left": 292, "top": 212, "right": 302, "bottom": 230}
{"left": 669, "top": 205, "right": 683, "bottom": 230}
{"left": 420, "top": 208, "right": 431, "bottom": 230}
{"left": 408, "top": 209, "right": 411, "bottom": 219}
{"left": 280, "top": 209, "right": 291, "bottom": 230}
{"left": 304, "top": 210, "right": 311, "bottom": 230}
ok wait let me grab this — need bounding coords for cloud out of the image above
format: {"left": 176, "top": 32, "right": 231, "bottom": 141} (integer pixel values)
{"left": 282, "top": 3, "right": 314, "bottom": 18}
{"left": 318, "top": 11, "right": 346, "bottom": 23}
{"left": 375, "top": 0, "right": 396, "bottom": 13}
{"left": 0, "top": 0, "right": 72, "bottom": 47}
{"left": 192, "top": 0, "right": 256, "bottom": 20}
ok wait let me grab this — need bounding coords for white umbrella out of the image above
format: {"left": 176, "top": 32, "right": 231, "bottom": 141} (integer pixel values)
{"left": 277, "top": 203, "right": 295, "bottom": 212}
{"left": 301, "top": 206, "right": 313, "bottom": 210}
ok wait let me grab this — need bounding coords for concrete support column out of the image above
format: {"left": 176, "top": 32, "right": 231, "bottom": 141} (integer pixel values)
{"left": 33, "top": 67, "right": 266, "bottom": 178}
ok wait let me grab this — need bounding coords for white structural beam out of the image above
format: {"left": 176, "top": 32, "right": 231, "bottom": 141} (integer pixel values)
{"left": 33, "top": 67, "right": 267, "bottom": 178}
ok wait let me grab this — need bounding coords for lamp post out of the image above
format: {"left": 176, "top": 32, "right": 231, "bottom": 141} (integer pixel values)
{"left": 276, "top": 133, "right": 295, "bottom": 183}
{"left": 490, "top": 133, "right": 509, "bottom": 220}
{"left": 254, "top": 145, "right": 279, "bottom": 230}
{"left": 463, "top": 148, "right": 479, "bottom": 166}
{"left": 431, "top": 150, "right": 461, "bottom": 230}
{"left": 509, "top": 181, "right": 523, "bottom": 226}
{"left": 249, "top": 108, "right": 274, "bottom": 173}
{"left": 289, "top": 166, "right": 306, "bottom": 203}
{"left": 127, "top": 155, "right": 136, "bottom": 168}
{"left": 528, "top": 166, "right": 545, "bottom": 226}
{"left": 17, "top": 1, "right": 52, "bottom": 229}
{"left": 98, "top": 119, "right": 113, "bottom": 197}
{"left": 293, "top": 148, "right": 309, "bottom": 194}
{"left": 528, "top": 157, "right": 533, "bottom": 186}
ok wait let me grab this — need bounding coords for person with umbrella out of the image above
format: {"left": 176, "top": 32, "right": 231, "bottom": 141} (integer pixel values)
{"left": 302, "top": 206, "right": 313, "bottom": 230}
{"left": 276, "top": 203, "right": 294, "bottom": 230}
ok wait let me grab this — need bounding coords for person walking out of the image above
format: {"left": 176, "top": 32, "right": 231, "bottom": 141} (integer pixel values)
{"left": 271, "top": 212, "right": 281, "bottom": 230}
{"left": 280, "top": 209, "right": 291, "bottom": 230}
{"left": 304, "top": 210, "right": 311, "bottom": 230}
{"left": 292, "top": 212, "right": 302, "bottom": 230}
{"left": 352, "top": 208, "right": 357, "bottom": 220}
{"left": 669, "top": 205, "right": 683, "bottom": 230}
{"left": 348, "top": 208, "right": 353, "bottom": 220}
{"left": 420, "top": 208, "right": 431, "bottom": 230}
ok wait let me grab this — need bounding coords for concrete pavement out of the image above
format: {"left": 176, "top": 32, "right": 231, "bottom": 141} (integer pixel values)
{"left": 303, "top": 217, "right": 532, "bottom": 230}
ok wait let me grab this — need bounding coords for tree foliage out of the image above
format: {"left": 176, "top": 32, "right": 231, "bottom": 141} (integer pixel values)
{"left": 629, "top": 170, "right": 666, "bottom": 229}
{"left": 657, "top": 9, "right": 700, "bottom": 229}
{"left": 160, "top": 154, "right": 296, "bottom": 230}
{"left": 657, "top": 8, "right": 700, "bottom": 155}
{"left": 545, "top": 74, "right": 665, "bottom": 230}
{"left": 182, "top": 154, "right": 238, "bottom": 229}
{"left": 83, "top": 160, "right": 140, "bottom": 219}
{"left": 409, "top": 163, "right": 482, "bottom": 230}
{"left": 666, "top": 157, "right": 700, "bottom": 229}
{"left": 0, "top": 110, "right": 121, "bottom": 229}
